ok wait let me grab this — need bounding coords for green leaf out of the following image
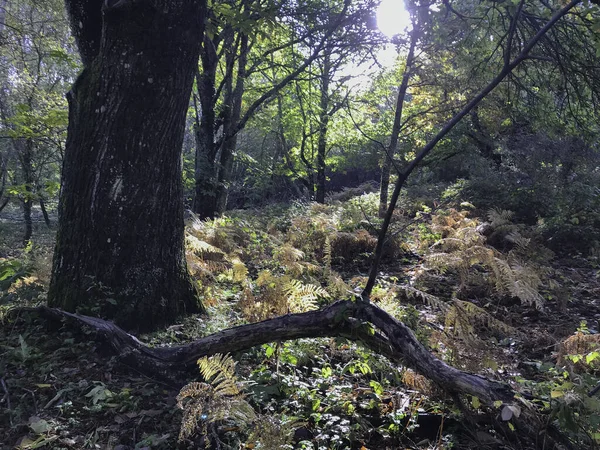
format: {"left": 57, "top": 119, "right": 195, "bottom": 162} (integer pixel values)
{"left": 586, "top": 352, "right": 600, "bottom": 365}
{"left": 369, "top": 380, "right": 384, "bottom": 396}
{"left": 264, "top": 344, "right": 275, "bottom": 358}
{"left": 312, "top": 398, "right": 321, "bottom": 411}
{"left": 29, "top": 417, "right": 51, "bottom": 435}
{"left": 85, "top": 384, "right": 113, "bottom": 405}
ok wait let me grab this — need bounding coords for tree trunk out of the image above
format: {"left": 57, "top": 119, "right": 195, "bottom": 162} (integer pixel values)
{"left": 0, "top": 153, "right": 7, "bottom": 211}
{"left": 193, "top": 40, "right": 219, "bottom": 219}
{"left": 315, "top": 54, "right": 331, "bottom": 204}
{"left": 48, "top": 0, "right": 207, "bottom": 331}
{"left": 215, "top": 33, "right": 248, "bottom": 214}
{"left": 468, "top": 107, "right": 502, "bottom": 167}
{"left": 39, "top": 197, "right": 51, "bottom": 228}
{"left": 22, "top": 199, "right": 32, "bottom": 245}
{"left": 378, "top": 26, "right": 418, "bottom": 218}
{"left": 20, "top": 140, "right": 34, "bottom": 245}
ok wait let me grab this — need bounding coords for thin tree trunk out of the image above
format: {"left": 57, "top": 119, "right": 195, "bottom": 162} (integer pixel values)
{"left": 468, "top": 107, "right": 502, "bottom": 167}
{"left": 39, "top": 198, "right": 51, "bottom": 227}
{"left": 22, "top": 199, "right": 32, "bottom": 245}
{"left": 49, "top": 0, "right": 207, "bottom": 331}
{"left": 378, "top": 25, "right": 418, "bottom": 218}
{"left": 316, "top": 53, "right": 331, "bottom": 204}
{"left": 216, "top": 33, "right": 248, "bottom": 214}
{"left": 193, "top": 37, "right": 219, "bottom": 219}
{"left": 21, "top": 141, "right": 34, "bottom": 245}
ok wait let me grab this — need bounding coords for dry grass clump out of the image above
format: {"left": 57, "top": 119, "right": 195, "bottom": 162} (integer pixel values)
{"left": 330, "top": 230, "right": 377, "bottom": 264}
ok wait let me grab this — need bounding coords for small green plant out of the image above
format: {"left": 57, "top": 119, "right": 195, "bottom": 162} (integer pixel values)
{"left": 0, "top": 255, "right": 33, "bottom": 292}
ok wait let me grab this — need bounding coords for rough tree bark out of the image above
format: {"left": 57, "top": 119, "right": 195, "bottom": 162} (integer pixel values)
{"left": 192, "top": 45, "right": 219, "bottom": 219}
{"left": 48, "top": 0, "right": 207, "bottom": 330}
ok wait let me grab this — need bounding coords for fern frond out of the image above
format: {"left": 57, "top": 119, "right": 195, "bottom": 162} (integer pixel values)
{"left": 274, "top": 244, "right": 304, "bottom": 264}
{"left": 446, "top": 300, "right": 515, "bottom": 344}
{"left": 400, "top": 285, "right": 448, "bottom": 312}
{"left": 402, "top": 369, "right": 431, "bottom": 393}
{"left": 327, "top": 271, "right": 351, "bottom": 298}
{"left": 230, "top": 257, "right": 249, "bottom": 283}
{"left": 186, "top": 234, "right": 225, "bottom": 259}
{"left": 426, "top": 224, "right": 546, "bottom": 308}
{"left": 176, "top": 382, "right": 211, "bottom": 441}
{"left": 487, "top": 208, "right": 514, "bottom": 227}
{"left": 178, "top": 354, "right": 256, "bottom": 441}
{"left": 426, "top": 253, "right": 464, "bottom": 271}
{"left": 285, "top": 279, "right": 329, "bottom": 312}
{"left": 505, "top": 231, "right": 530, "bottom": 251}
{"left": 198, "top": 353, "right": 238, "bottom": 390}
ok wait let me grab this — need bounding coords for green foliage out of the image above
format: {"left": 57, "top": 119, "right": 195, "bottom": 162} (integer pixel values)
{"left": 0, "top": 258, "right": 33, "bottom": 293}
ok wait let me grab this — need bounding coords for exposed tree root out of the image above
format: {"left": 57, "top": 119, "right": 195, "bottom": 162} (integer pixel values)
{"left": 18, "top": 301, "right": 513, "bottom": 404}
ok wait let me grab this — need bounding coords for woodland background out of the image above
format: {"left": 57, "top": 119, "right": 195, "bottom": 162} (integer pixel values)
{"left": 2, "top": 0, "right": 600, "bottom": 449}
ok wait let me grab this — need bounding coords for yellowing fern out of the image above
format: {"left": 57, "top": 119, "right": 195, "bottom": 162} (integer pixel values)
{"left": 426, "top": 225, "right": 545, "bottom": 308}
{"left": 186, "top": 234, "right": 225, "bottom": 259}
{"left": 177, "top": 354, "right": 255, "bottom": 441}
{"left": 285, "top": 279, "right": 330, "bottom": 312}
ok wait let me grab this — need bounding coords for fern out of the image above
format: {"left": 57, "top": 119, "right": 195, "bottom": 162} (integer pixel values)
{"left": 285, "top": 279, "right": 330, "bottom": 312}
{"left": 326, "top": 271, "right": 351, "bottom": 298}
{"left": 221, "top": 257, "right": 249, "bottom": 284}
{"left": 398, "top": 285, "right": 448, "bottom": 312}
{"left": 186, "top": 234, "right": 225, "bottom": 259}
{"left": 177, "top": 354, "right": 256, "bottom": 442}
{"left": 445, "top": 300, "right": 515, "bottom": 344}
{"left": 323, "top": 236, "right": 332, "bottom": 271}
{"left": 487, "top": 208, "right": 514, "bottom": 228}
{"left": 426, "top": 226, "right": 546, "bottom": 308}
{"left": 401, "top": 369, "right": 431, "bottom": 393}
{"left": 197, "top": 353, "right": 240, "bottom": 395}
{"left": 274, "top": 244, "right": 306, "bottom": 276}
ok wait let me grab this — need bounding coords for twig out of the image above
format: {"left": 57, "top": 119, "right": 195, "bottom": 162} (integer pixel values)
{"left": 587, "top": 381, "right": 600, "bottom": 397}
{"left": 22, "top": 387, "right": 38, "bottom": 414}
{"left": 1, "top": 377, "right": 12, "bottom": 426}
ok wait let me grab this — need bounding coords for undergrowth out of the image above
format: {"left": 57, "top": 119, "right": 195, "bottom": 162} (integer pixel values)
{"left": 3, "top": 190, "right": 600, "bottom": 449}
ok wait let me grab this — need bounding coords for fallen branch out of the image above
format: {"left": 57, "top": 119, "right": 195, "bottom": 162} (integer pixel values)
{"left": 24, "top": 301, "right": 513, "bottom": 403}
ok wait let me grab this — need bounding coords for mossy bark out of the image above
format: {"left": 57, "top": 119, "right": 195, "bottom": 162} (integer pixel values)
{"left": 48, "top": 0, "right": 206, "bottom": 331}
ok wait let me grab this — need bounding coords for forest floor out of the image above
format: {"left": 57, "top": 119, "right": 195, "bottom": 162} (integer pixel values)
{"left": 1, "top": 193, "right": 600, "bottom": 450}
